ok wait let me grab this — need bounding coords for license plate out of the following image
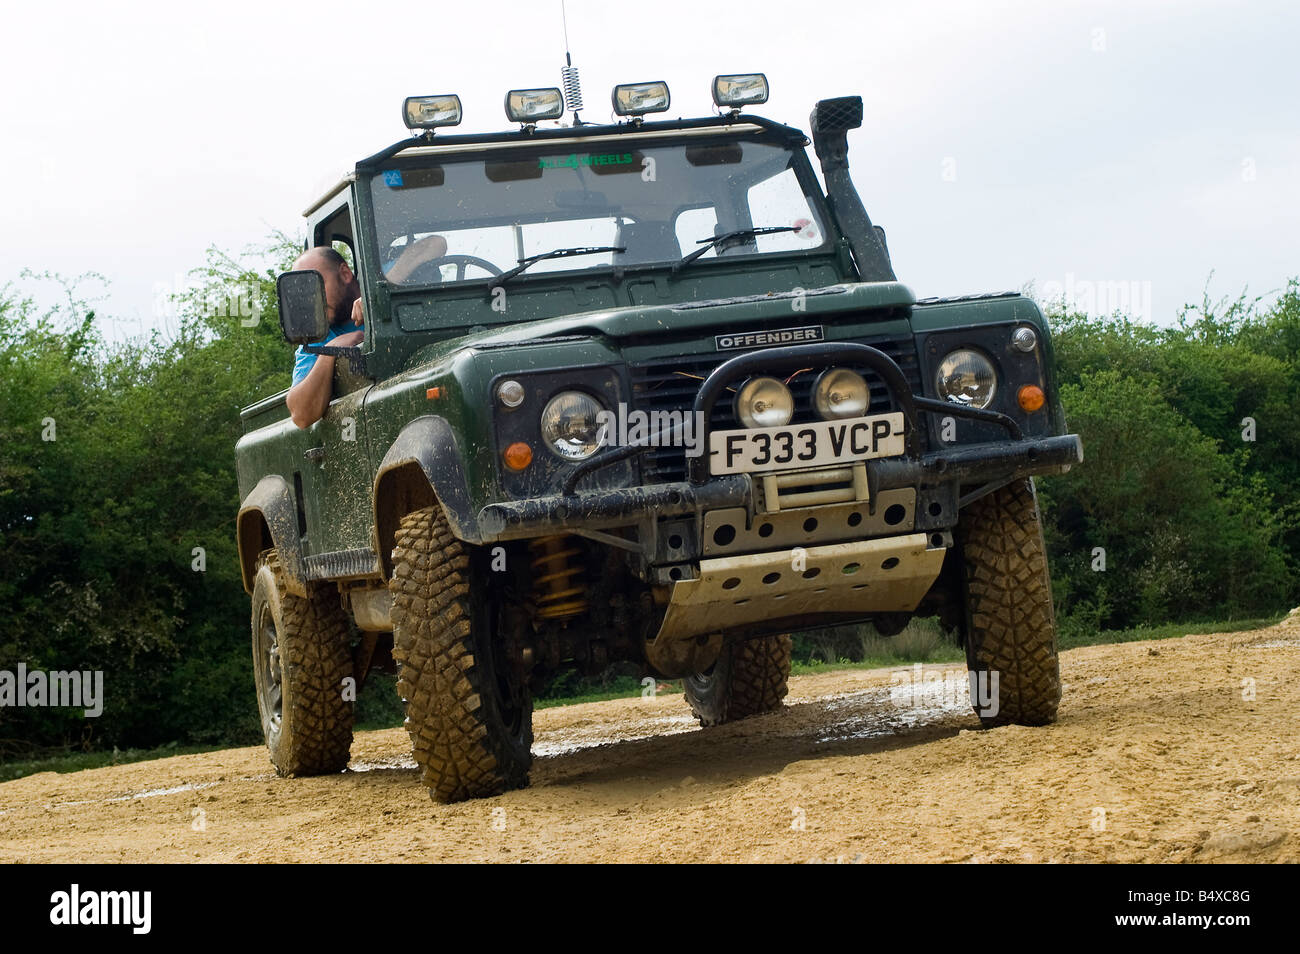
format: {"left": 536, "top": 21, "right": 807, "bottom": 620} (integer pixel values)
{"left": 708, "top": 412, "right": 906, "bottom": 475}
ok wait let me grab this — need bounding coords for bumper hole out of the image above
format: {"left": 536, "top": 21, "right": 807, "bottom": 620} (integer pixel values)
{"left": 722, "top": 577, "right": 741, "bottom": 590}
{"left": 928, "top": 501, "right": 943, "bottom": 517}
{"left": 842, "top": 562, "right": 861, "bottom": 575}
{"left": 713, "top": 524, "right": 736, "bottom": 546}
{"left": 883, "top": 504, "right": 906, "bottom": 526}
{"left": 669, "top": 566, "right": 683, "bottom": 580}
{"left": 762, "top": 572, "right": 781, "bottom": 585}
{"left": 668, "top": 533, "right": 683, "bottom": 550}
{"left": 881, "top": 557, "right": 900, "bottom": 570}
{"left": 758, "top": 522, "right": 774, "bottom": 538}
{"left": 931, "top": 533, "right": 945, "bottom": 548}
{"left": 847, "top": 512, "right": 863, "bottom": 527}
{"left": 802, "top": 568, "right": 820, "bottom": 579}
{"left": 802, "top": 517, "right": 818, "bottom": 532}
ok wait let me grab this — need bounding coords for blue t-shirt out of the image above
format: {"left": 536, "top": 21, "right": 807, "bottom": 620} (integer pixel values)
{"left": 292, "top": 319, "right": 363, "bottom": 386}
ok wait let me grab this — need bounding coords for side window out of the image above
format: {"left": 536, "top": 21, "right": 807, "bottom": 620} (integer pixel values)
{"left": 332, "top": 240, "right": 354, "bottom": 269}
{"left": 314, "top": 202, "right": 357, "bottom": 269}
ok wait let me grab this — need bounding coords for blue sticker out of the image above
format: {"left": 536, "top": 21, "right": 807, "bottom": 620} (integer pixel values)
{"left": 383, "top": 169, "right": 404, "bottom": 187}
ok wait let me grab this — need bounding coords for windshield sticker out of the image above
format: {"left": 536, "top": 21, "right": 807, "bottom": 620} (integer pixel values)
{"left": 538, "top": 152, "right": 635, "bottom": 170}
{"left": 793, "top": 217, "right": 819, "bottom": 241}
{"left": 382, "top": 169, "right": 404, "bottom": 187}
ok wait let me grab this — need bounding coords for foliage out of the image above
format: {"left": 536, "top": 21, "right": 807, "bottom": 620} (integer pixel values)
{"left": 0, "top": 249, "right": 1295, "bottom": 755}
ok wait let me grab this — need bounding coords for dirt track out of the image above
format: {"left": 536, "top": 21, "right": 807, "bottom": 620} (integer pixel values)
{"left": 3, "top": 614, "right": 1298, "bottom": 863}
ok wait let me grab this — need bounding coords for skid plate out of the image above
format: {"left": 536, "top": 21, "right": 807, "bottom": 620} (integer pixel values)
{"left": 652, "top": 532, "right": 946, "bottom": 651}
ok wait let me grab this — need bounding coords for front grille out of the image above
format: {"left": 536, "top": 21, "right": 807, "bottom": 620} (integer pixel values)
{"left": 629, "top": 333, "right": 926, "bottom": 484}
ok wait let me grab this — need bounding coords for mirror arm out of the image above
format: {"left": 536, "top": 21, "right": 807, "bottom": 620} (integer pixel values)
{"left": 302, "top": 344, "right": 369, "bottom": 376}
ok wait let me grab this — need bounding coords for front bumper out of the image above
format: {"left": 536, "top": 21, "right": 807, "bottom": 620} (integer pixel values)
{"left": 476, "top": 432, "right": 1083, "bottom": 541}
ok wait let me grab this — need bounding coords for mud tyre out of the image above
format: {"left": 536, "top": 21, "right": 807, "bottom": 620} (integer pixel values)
{"left": 250, "top": 552, "right": 355, "bottom": 775}
{"left": 389, "top": 505, "right": 533, "bottom": 803}
{"left": 684, "top": 635, "right": 792, "bottom": 727}
{"left": 957, "top": 478, "right": 1061, "bottom": 727}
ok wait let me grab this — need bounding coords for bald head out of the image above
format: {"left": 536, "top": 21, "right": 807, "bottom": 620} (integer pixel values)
{"left": 293, "top": 246, "right": 358, "bottom": 325}
{"left": 294, "top": 246, "right": 346, "bottom": 272}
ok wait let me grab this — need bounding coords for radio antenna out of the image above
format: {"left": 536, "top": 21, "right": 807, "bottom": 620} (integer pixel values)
{"left": 560, "top": 0, "right": 584, "bottom": 125}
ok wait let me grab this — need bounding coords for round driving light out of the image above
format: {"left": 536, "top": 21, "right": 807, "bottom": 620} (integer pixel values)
{"left": 813, "top": 368, "right": 870, "bottom": 420}
{"left": 735, "top": 376, "right": 794, "bottom": 428}
{"left": 1018, "top": 384, "right": 1046, "bottom": 412}
{"left": 503, "top": 441, "right": 533, "bottom": 471}
{"left": 1011, "top": 326, "right": 1038, "bottom": 353}
{"left": 497, "top": 379, "right": 525, "bottom": 408}
{"left": 936, "top": 349, "right": 997, "bottom": 409}
{"left": 540, "top": 390, "right": 605, "bottom": 461}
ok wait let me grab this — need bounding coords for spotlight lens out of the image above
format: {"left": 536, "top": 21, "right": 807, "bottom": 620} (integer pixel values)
{"left": 735, "top": 376, "right": 794, "bottom": 428}
{"left": 813, "top": 368, "right": 870, "bottom": 419}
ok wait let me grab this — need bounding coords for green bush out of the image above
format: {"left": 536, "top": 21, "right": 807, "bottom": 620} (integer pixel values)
{"left": 0, "top": 255, "right": 1295, "bottom": 756}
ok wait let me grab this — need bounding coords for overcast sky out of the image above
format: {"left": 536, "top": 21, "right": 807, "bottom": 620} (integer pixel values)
{"left": 3, "top": 0, "right": 1296, "bottom": 338}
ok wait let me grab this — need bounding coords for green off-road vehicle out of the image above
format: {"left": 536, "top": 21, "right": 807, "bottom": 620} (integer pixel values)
{"left": 235, "top": 77, "right": 1083, "bottom": 802}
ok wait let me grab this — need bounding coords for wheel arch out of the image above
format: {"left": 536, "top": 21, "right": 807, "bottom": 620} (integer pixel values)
{"left": 373, "top": 415, "right": 482, "bottom": 578}
{"left": 237, "top": 475, "right": 307, "bottom": 597}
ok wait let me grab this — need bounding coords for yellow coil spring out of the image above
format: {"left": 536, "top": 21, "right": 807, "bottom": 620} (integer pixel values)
{"left": 528, "top": 535, "right": 588, "bottom": 620}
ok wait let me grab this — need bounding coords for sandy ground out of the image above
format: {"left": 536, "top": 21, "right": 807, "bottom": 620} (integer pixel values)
{"left": 2, "top": 614, "right": 1298, "bottom": 863}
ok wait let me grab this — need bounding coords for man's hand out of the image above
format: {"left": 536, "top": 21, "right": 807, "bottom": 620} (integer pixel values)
{"left": 350, "top": 295, "right": 364, "bottom": 326}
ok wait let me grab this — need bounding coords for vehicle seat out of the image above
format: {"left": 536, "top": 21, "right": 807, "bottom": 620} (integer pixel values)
{"left": 615, "top": 221, "right": 681, "bottom": 265}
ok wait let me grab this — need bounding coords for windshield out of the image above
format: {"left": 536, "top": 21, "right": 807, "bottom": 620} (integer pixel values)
{"left": 368, "top": 135, "right": 829, "bottom": 285}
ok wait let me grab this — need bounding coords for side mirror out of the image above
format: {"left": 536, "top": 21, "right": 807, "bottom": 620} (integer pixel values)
{"left": 276, "top": 270, "right": 330, "bottom": 344}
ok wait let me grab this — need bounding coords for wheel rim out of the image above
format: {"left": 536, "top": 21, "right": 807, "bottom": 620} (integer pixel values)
{"left": 255, "top": 603, "right": 284, "bottom": 735}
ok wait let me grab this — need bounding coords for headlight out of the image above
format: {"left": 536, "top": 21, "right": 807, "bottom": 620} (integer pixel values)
{"left": 936, "top": 349, "right": 997, "bottom": 408}
{"left": 540, "top": 391, "right": 604, "bottom": 461}
{"left": 813, "top": 368, "right": 870, "bottom": 420}
{"left": 735, "top": 376, "right": 794, "bottom": 428}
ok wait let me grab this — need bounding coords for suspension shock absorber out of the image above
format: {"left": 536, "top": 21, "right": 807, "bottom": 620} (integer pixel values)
{"left": 528, "top": 535, "right": 588, "bottom": 621}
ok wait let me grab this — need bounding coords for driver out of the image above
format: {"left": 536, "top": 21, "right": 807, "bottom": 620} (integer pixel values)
{"left": 285, "top": 237, "right": 446, "bottom": 428}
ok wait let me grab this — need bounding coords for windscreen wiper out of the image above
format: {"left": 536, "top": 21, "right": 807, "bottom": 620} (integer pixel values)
{"left": 489, "top": 245, "right": 626, "bottom": 291}
{"left": 672, "top": 225, "right": 802, "bottom": 274}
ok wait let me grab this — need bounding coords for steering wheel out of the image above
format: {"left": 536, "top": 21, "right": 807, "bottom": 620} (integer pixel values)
{"left": 404, "top": 254, "right": 504, "bottom": 285}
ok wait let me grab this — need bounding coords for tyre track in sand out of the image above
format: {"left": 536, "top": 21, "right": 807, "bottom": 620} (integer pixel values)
{"left": 1, "top": 614, "right": 1297, "bottom": 863}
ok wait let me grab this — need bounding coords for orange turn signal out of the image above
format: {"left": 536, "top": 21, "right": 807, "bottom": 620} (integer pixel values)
{"left": 503, "top": 442, "right": 533, "bottom": 472}
{"left": 426, "top": 387, "right": 443, "bottom": 400}
{"left": 1018, "top": 384, "right": 1046, "bottom": 413}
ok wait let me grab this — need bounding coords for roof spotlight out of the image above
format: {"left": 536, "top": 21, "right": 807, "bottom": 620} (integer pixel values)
{"left": 712, "top": 73, "right": 769, "bottom": 109}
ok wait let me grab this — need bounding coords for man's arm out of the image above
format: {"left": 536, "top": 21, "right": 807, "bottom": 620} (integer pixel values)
{"left": 286, "top": 346, "right": 342, "bottom": 429}
{"left": 286, "top": 303, "right": 364, "bottom": 429}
